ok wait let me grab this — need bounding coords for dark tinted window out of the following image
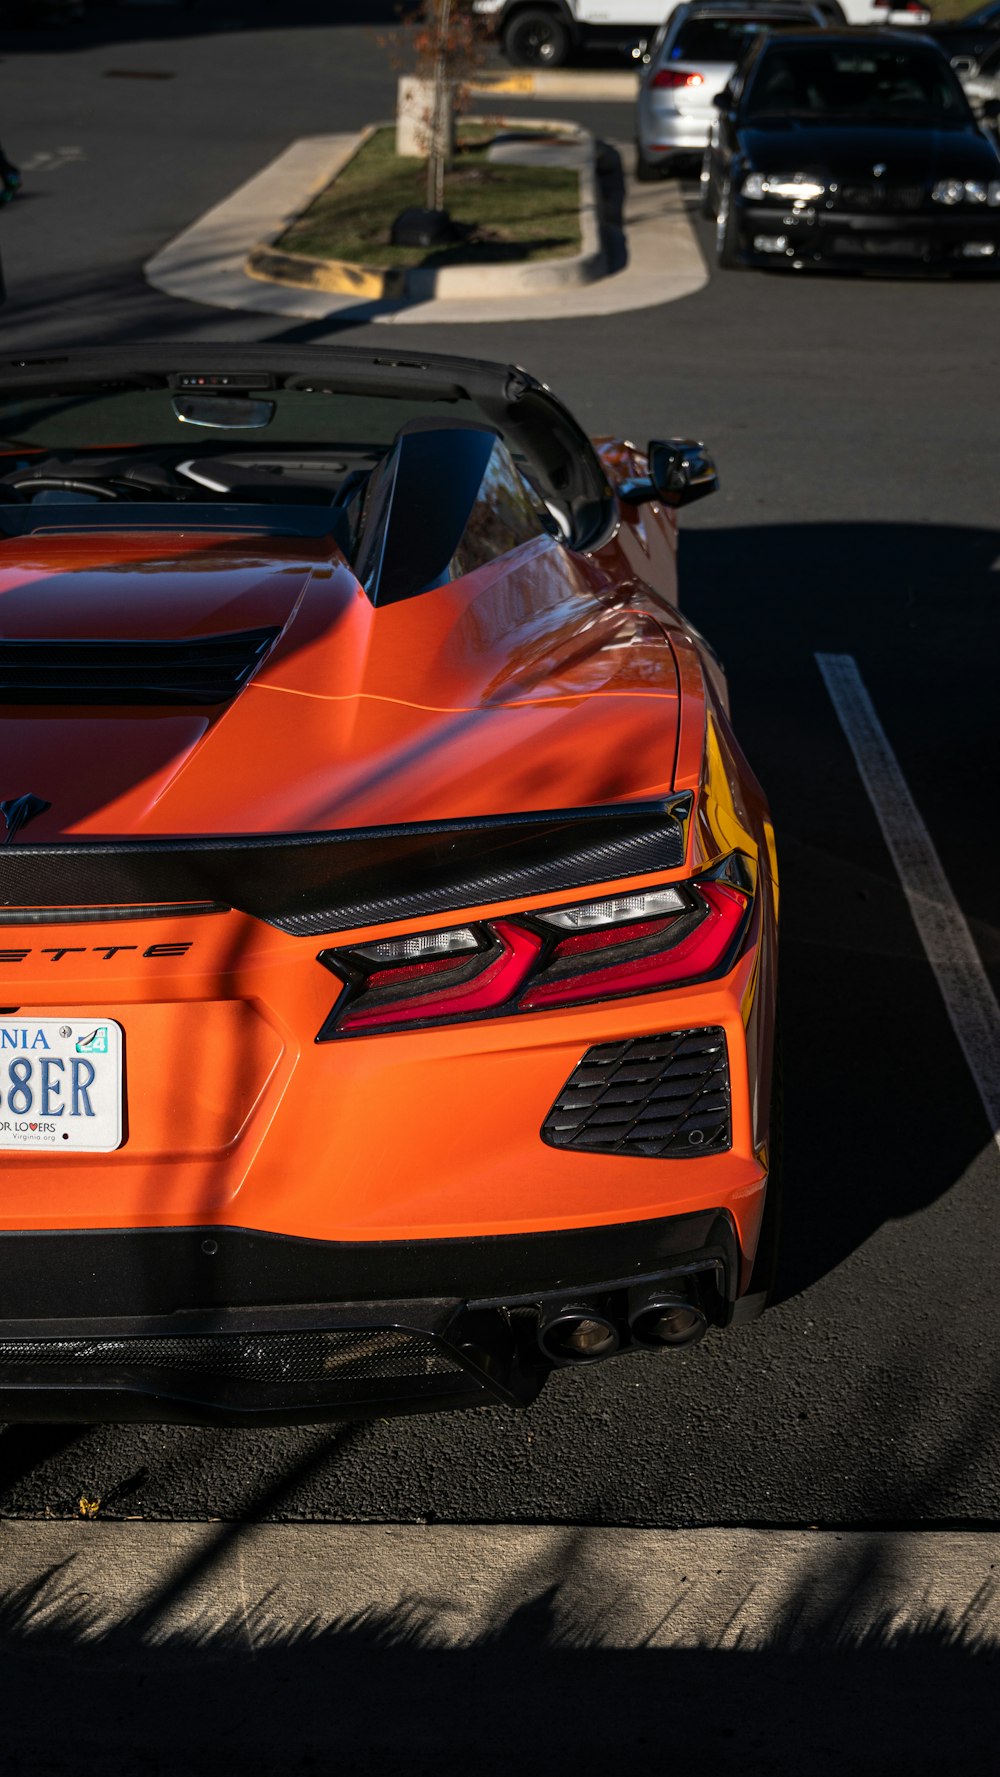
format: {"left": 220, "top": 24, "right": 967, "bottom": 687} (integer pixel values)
{"left": 671, "top": 14, "right": 815, "bottom": 62}
{"left": 744, "top": 42, "right": 970, "bottom": 119}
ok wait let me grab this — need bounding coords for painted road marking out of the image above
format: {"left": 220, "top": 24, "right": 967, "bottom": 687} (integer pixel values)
{"left": 20, "top": 148, "right": 85, "bottom": 174}
{"left": 816, "top": 651, "right": 1000, "bottom": 1156}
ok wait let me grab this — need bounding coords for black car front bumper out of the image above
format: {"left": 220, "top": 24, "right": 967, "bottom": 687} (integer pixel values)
{"left": 0, "top": 1214, "right": 741, "bottom": 1424}
{"left": 735, "top": 202, "right": 1000, "bottom": 267}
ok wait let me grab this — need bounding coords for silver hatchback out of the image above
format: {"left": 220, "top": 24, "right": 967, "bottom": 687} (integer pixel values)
{"left": 637, "top": 2, "right": 829, "bottom": 176}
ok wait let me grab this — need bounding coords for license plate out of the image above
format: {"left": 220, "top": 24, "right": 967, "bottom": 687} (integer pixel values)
{"left": 0, "top": 1018, "right": 124, "bottom": 1152}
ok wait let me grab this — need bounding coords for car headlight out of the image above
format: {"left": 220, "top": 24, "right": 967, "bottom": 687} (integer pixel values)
{"left": 930, "top": 178, "right": 998, "bottom": 205}
{"left": 742, "top": 172, "right": 826, "bottom": 202}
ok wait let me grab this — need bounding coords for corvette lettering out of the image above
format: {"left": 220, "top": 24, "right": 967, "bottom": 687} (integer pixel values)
{"left": 0, "top": 943, "right": 192, "bottom": 962}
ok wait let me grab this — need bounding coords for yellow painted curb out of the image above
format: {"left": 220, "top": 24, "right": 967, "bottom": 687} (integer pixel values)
{"left": 468, "top": 73, "right": 535, "bottom": 94}
{"left": 245, "top": 245, "right": 406, "bottom": 298}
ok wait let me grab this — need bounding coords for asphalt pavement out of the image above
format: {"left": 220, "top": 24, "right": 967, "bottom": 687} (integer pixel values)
{"left": 0, "top": 0, "right": 997, "bottom": 1537}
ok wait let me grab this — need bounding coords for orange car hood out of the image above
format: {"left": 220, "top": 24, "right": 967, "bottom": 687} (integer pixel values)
{"left": 2, "top": 528, "right": 681, "bottom": 839}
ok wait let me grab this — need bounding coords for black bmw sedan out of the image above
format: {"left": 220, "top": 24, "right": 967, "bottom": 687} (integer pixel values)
{"left": 701, "top": 29, "right": 1000, "bottom": 270}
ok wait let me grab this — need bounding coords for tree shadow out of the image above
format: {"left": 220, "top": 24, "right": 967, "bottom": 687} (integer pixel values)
{"left": 0, "top": 1524, "right": 995, "bottom": 1773}
{"left": 1, "top": 0, "right": 404, "bottom": 53}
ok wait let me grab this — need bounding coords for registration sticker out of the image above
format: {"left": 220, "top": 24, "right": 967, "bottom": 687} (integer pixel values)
{"left": 0, "top": 1018, "right": 124, "bottom": 1152}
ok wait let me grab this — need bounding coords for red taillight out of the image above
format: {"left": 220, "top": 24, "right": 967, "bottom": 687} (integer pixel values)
{"left": 519, "top": 883, "right": 746, "bottom": 1011}
{"left": 651, "top": 68, "right": 705, "bottom": 88}
{"left": 336, "top": 920, "right": 543, "bottom": 1033}
{"left": 319, "top": 867, "right": 752, "bottom": 1039}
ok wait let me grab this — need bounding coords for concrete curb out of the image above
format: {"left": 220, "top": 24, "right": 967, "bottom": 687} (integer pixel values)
{"left": 470, "top": 68, "right": 639, "bottom": 100}
{"left": 242, "top": 121, "right": 605, "bottom": 303}
{"left": 0, "top": 1523, "right": 997, "bottom": 1648}
{"left": 144, "top": 134, "right": 707, "bottom": 324}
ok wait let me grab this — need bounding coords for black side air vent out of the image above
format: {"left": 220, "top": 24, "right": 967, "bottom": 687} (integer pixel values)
{"left": 0, "top": 627, "right": 280, "bottom": 706}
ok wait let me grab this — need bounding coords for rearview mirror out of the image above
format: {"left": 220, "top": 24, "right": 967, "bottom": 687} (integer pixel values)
{"left": 172, "top": 395, "right": 275, "bottom": 430}
{"left": 618, "top": 440, "right": 719, "bottom": 509}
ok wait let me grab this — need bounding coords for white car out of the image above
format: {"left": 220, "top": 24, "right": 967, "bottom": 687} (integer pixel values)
{"left": 475, "top": 0, "right": 930, "bottom": 67}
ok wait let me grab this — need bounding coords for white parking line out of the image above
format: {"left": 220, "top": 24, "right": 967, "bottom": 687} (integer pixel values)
{"left": 816, "top": 652, "right": 1000, "bottom": 1156}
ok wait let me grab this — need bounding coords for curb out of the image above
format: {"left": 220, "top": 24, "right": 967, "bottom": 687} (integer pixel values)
{"left": 243, "top": 120, "right": 605, "bottom": 303}
{"left": 469, "top": 69, "right": 638, "bottom": 100}
{"left": 144, "top": 134, "right": 708, "bottom": 324}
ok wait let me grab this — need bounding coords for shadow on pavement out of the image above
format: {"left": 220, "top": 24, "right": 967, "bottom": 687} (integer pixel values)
{"left": 1, "top": 0, "right": 403, "bottom": 52}
{"left": 0, "top": 1526, "right": 995, "bottom": 1774}
{"left": 681, "top": 521, "right": 1000, "bottom": 1307}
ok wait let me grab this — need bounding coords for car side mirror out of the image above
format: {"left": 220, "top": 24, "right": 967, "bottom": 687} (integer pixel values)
{"left": 713, "top": 88, "right": 733, "bottom": 110}
{"left": 981, "top": 95, "right": 1000, "bottom": 119}
{"left": 618, "top": 440, "right": 719, "bottom": 509}
{"left": 648, "top": 439, "right": 719, "bottom": 508}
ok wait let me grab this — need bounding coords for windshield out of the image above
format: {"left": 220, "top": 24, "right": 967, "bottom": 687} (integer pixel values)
{"left": 744, "top": 42, "right": 971, "bottom": 120}
{"left": 669, "top": 15, "right": 816, "bottom": 63}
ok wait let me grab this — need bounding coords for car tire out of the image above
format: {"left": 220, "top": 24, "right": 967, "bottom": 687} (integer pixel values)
{"left": 699, "top": 161, "right": 716, "bottom": 218}
{"left": 715, "top": 182, "right": 744, "bottom": 268}
{"left": 502, "top": 8, "right": 572, "bottom": 67}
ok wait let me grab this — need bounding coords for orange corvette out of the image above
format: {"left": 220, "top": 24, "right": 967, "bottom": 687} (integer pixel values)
{"left": 0, "top": 346, "right": 779, "bottom": 1423}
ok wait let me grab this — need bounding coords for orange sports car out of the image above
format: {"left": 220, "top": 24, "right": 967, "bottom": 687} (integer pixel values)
{"left": 0, "top": 345, "right": 779, "bottom": 1424}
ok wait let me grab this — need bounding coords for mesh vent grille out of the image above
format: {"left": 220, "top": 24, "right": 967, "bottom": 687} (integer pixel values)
{"left": 0, "top": 1328, "right": 462, "bottom": 1389}
{"left": 0, "top": 627, "right": 279, "bottom": 706}
{"left": 542, "top": 1027, "right": 731, "bottom": 1159}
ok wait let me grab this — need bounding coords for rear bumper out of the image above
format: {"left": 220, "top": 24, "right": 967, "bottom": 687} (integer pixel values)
{"left": 0, "top": 1212, "right": 740, "bottom": 1423}
{"left": 637, "top": 107, "right": 712, "bottom": 158}
{"left": 734, "top": 201, "right": 1000, "bottom": 266}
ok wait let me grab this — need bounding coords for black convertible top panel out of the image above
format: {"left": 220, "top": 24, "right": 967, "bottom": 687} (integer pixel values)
{"left": 0, "top": 799, "right": 691, "bottom": 936}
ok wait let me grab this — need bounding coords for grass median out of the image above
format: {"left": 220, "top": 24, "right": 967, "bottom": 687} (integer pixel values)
{"left": 275, "top": 124, "right": 582, "bottom": 271}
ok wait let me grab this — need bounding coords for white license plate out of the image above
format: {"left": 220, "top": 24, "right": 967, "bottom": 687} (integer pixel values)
{"left": 0, "top": 1018, "right": 124, "bottom": 1152}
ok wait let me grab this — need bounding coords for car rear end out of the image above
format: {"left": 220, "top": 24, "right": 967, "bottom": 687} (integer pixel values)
{"left": 0, "top": 783, "right": 778, "bottom": 1426}
{"left": 638, "top": 5, "right": 826, "bottom": 172}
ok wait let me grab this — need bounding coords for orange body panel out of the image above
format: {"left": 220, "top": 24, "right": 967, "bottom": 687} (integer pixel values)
{"left": 0, "top": 408, "right": 778, "bottom": 1416}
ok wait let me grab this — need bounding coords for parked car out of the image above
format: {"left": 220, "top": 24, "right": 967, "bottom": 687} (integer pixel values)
{"left": 476, "top": 0, "right": 925, "bottom": 66}
{"left": 472, "top": 0, "right": 674, "bottom": 66}
{"left": 637, "top": 1, "right": 831, "bottom": 179}
{"left": 924, "top": 0, "right": 1000, "bottom": 66}
{"left": 0, "top": 344, "right": 780, "bottom": 1425}
{"left": 701, "top": 29, "right": 1000, "bottom": 270}
{"left": 953, "top": 37, "right": 1000, "bottom": 123}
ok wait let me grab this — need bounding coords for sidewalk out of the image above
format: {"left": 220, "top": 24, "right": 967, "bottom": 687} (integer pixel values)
{"left": 144, "top": 133, "right": 708, "bottom": 325}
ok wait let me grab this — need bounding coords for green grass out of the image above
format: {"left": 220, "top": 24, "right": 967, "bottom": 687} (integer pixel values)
{"left": 928, "top": 0, "right": 989, "bottom": 18}
{"left": 276, "top": 125, "right": 582, "bottom": 269}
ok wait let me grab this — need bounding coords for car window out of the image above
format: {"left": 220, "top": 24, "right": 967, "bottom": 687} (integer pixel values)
{"left": 743, "top": 41, "right": 972, "bottom": 120}
{"left": 668, "top": 14, "right": 816, "bottom": 62}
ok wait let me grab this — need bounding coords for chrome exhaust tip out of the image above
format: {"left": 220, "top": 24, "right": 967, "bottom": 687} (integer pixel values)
{"left": 537, "top": 1299, "right": 621, "bottom": 1365}
{"left": 627, "top": 1285, "right": 708, "bottom": 1349}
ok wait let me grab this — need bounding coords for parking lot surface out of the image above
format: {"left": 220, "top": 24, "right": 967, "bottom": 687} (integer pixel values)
{"left": 0, "top": 0, "right": 996, "bottom": 1532}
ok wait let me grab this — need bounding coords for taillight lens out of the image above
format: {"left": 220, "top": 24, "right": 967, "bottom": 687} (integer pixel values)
{"left": 519, "top": 882, "right": 747, "bottom": 1011}
{"left": 317, "top": 863, "right": 752, "bottom": 1039}
{"left": 651, "top": 68, "right": 705, "bottom": 88}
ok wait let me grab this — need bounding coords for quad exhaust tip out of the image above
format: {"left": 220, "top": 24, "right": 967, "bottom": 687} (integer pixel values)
{"left": 537, "top": 1299, "right": 620, "bottom": 1365}
{"left": 627, "top": 1284, "right": 708, "bottom": 1349}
